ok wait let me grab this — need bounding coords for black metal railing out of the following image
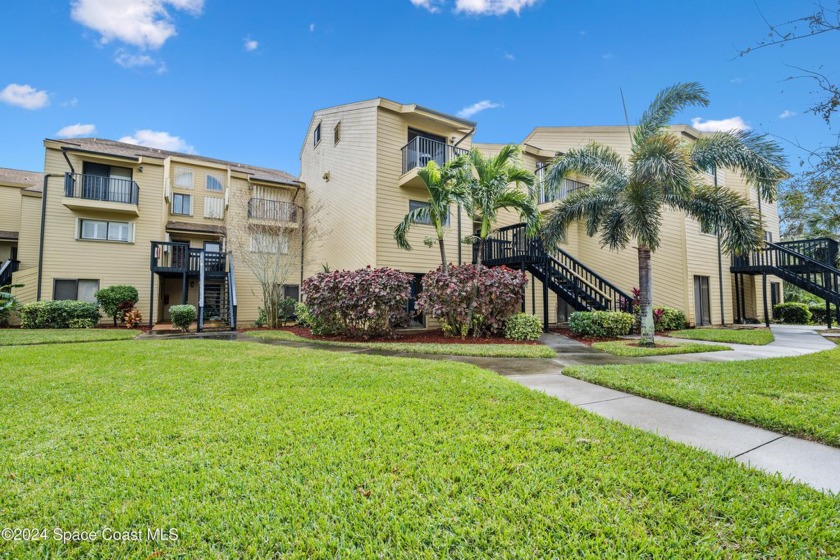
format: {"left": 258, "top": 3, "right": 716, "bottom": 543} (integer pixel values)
{"left": 150, "top": 242, "right": 226, "bottom": 276}
{"left": 775, "top": 238, "right": 839, "bottom": 268}
{"left": 64, "top": 173, "right": 139, "bottom": 205}
{"left": 228, "top": 254, "right": 237, "bottom": 329}
{"left": 248, "top": 198, "right": 298, "bottom": 222}
{"left": 401, "top": 136, "right": 468, "bottom": 174}
{"left": 476, "top": 223, "right": 634, "bottom": 313}
{"left": 0, "top": 259, "right": 19, "bottom": 287}
{"left": 538, "top": 177, "right": 588, "bottom": 205}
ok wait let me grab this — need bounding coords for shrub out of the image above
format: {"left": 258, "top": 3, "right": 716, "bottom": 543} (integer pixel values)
{"left": 773, "top": 302, "right": 812, "bottom": 324}
{"left": 295, "top": 302, "right": 314, "bottom": 327}
{"left": 19, "top": 300, "right": 101, "bottom": 329}
{"left": 0, "top": 285, "right": 21, "bottom": 327}
{"left": 169, "top": 304, "right": 197, "bottom": 332}
{"left": 68, "top": 318, "right": 96, "bottom": 329}
{"left": 95, "top": 285, "right": 139, "bottom": 326}
{"left": 569, "top": 311, "right": 634, "bottom": 338}
{"left": 302, "top": 267, "right": 411, "bottom": 338}
{"left": 123, "top": 308, "right": 143, "bottom": 328}
{"left": 417, "top": 264, "right": 527, "bottom": 337}
{"left": 278, "top": 297, "right": 297, "bottom": 326}
{"left": 656, "top": 306, "right": 687, "bottom": 331}
{"left": 504, "top": 313, "right": 543, "bottom": 341}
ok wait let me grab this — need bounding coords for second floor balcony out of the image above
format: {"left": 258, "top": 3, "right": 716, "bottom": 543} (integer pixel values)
{"left": 535, "top": 164, "right": 588, "bottom": 205}
{"left": 247, "top": 198, "right": 298, "bottom": 224}
{"left": 151, "top": 241, "right": 227, "bottom": 278}
{"left": 401, "top": 136, "right": 468, "bottom": 176}
{"left": 63, "top": 173, "right": 140, "bottom": 215}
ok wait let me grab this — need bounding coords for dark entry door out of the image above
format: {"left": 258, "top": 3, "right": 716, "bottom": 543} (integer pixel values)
{"left": 694, "top": 276, "right": 711, "bottom": 326}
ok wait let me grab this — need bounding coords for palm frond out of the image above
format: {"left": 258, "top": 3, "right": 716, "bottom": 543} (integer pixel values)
{"left": 677, "top": 184, "right": 763, "bottom": 254}
{"left": 630, "top": 132, "right": 693, "bottom": 201}
{"left": 690, "top": 130, "right": 789, "bottom": 202}
{"left": 393, "top": 206, "right": 432, "bottom": 251}
{"left": 622, "top": 180, "right": 664, "bottom": 251}
{"left": 544, "top": 142, "right": 628, "bottom": 195}
{"left": 599, "top": 206, "right": 631, "bottom": 251}
{"left": 541, "top": 186, "right": 618, "bottom": 246}
{"left": 634, "top": 82, "right": 709, "bottom": 144}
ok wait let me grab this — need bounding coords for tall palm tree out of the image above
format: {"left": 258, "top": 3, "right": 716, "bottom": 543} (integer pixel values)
{"left": 460, "top": 145, "right": 540, "bottom": 332}
{"left": 393, "top": 159, "right": 466, "bottom": 274}
{"left": 542, "top": 82, "right": 788, "bottom": 345}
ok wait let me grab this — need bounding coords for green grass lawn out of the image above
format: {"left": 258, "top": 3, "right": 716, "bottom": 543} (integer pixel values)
{"left": 0, "top": 328, "right": 140, "bottom": 346}
{"left": 247, "top": 329, "right": 556, "bottom": 358}
{"left": 668, "top": 328, "right": 775, "bottom": 345}
{"left": 565, "top": 341, "right": 840, "bottom": 447}
{"left": 0, "top": 339, "right": 837, "bottom": 557}
{"left": 592, "top": 339, "right": 730, "bottom": 357}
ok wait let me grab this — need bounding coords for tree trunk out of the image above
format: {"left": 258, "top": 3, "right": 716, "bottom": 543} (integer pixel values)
{"left": 637, "top": 246, "right": 655, "bottom": 346}
{"left": 438, "top": 236, "right": 448, "bottom": 275}
{"left": 464, "top": 236, "right": 485, "bottom": 338}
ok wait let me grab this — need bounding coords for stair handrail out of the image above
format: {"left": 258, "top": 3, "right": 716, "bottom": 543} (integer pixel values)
{"left": 227, "top": 252, "right": 237, "bottom": 330}
{"left": 763, "top": 241, "right": 840, "bottom": 275}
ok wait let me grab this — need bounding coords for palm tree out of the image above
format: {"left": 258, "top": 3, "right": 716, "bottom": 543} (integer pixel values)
{"left": 393, "top": 159, "right": 465, "bottom": 274}
{"left": 542, "top": 82, "right": 788, "bottom": 345}
{"left": 460, "top": 145, "right": 541, "bottom": 332}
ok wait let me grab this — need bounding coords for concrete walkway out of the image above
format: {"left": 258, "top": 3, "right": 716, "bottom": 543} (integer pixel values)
{"left": 236, "top": 326, "right": 840, "bottom": 493}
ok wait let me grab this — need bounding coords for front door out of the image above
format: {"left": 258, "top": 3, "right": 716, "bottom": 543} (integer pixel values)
{"left": 771, "top": 282, "right": 781, "bottom": 308}
{"left": 694, "top": 276, "right": 712, "bottom": 326}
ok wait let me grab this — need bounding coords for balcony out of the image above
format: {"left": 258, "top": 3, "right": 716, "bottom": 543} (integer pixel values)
{"left": 247, "top": 198, "right": 298, "bottom": 225}
{"left": 399, "top": 136, "right": 468, "bottom": 188}
{"left": 536, "top": 164, "right": 588, "bottom": 205}
{"left": 63, "top": 173, "right": 140, "bottom": 215}
{"left": 150, "top": 241, "right": 227, "bottom": 278}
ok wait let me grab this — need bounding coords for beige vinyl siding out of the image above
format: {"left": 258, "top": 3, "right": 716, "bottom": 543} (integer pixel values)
{"left": 15, "top": 193, "right": 42, "bottom": 273}
{"left": 299, "top": 102, "right": 378, "bottom": 276}
{"left": 0, "top": 183, "right": 23, "bottom": 233}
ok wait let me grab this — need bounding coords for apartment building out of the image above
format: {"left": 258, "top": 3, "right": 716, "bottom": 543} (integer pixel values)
{"left": 9, "top": 138, "right": 303, "bottom": 328}
{"left": 301, "top": 99, "right": 784, "bottom": 328}
{"left": 0, "top": 168, "right": 42, "bottom": 288}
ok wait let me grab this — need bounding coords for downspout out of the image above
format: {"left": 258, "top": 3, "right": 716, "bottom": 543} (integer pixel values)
{"left": 299, "top": 206, "right": 305, "bottom": 289}
{"left": 714, "top": 168, "right": 725, "bottom": 325}
{"left": 452, "top": 128, "right": 474, "bottom": 266}
{"left": 36, "top": 174, "right": 62, "bottom": 301}
{"left": 61, "top": 147, "right": 76, "bottom": 174}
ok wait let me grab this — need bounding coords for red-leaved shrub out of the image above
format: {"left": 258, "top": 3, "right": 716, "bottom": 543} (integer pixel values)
{"left": 302, "top": 266, "right": 411, "bottom": 338}
{"left": 417, "top": 264, "right": 527, "bottom": 337}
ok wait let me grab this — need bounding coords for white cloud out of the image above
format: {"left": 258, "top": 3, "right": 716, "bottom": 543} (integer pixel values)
{"left": 118, "top": 130, "right": 195, "bottom": 153}
{"left": 61, "top": 97, "right": 79, "bottom": 108}
{"left": 454, "top": 0, "right": 539, "bottom": 15}
{"left": 309, "top": 23, "right": 316, "bottom": 32}
{"left": 0, "top": 83, "right": 49, "bottom": 109}
{"left": 56, "top": 123, "right": 97, "bottom": 138}
{"left": 503, "top": 52, "right": 516, "bottom": 61}
{"left": 114, "top": 49, "right": 167, "bottom": 73}
{"left": 730, "top": 77, "right": 743, "bottom": 84}
{"left": 244, "top": 38, "right": 258, "bottom": 51}
{"left": 690, "top": 116, "right": 751, "bottom": 132}
{"left": 779, "top": 109, "right": 797, "bottom": 119}
{"left": 70, "top": 0, "right": 204, "bottom": 50}
{"left": 457, "top": 100, "right": 501, "bottom": 119}
{"left": 410, "top": 0, "right": 538, "bottom": 14}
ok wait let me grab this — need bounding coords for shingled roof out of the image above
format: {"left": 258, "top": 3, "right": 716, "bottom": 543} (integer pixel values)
{"left": 47, "top": 138, "right": 299, "bottom": 186}
{"left": 0, "top": 167, "right": 43, "bottom": 189}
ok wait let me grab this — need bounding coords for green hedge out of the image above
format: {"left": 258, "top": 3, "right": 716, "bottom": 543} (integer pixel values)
{"left": 169, "top": 305, "right": 197, "bottom": 332}
{"left": 504, "top": 313, "right": 543, "bottom": 341}
{"left": 809, "top": 304, "right": 838, "bottom": 325}
{"left": 569, "top": 311, "right": 634, "bottom": 338}
{"left": 19, "top": 300, "right": 101, "bottom": 329}
{"left": 773, "top": 302, "right": 812, "bottom": 325}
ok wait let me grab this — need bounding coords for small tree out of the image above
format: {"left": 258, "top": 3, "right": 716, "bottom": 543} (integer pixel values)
{"left": 95, "top": 285, "right": 139, "bottom": 326}
{"left": 0, "top": 284, "right": 22, "bottom": 327}
{"left": 394, "top": 159, "right": 466, "bottom": 274}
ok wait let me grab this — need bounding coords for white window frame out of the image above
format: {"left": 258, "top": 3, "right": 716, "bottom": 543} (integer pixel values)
{"left": 79, "top": 219, "right": 132, "bottom": 243}
{"left": 172, "top": 193, "right": 192, "bottom": 215}
{"left": 314, "top": 123, "right": 322, "bottom": 147}
{"left": 53, "top": 279, "right": 100, "bottom": 303}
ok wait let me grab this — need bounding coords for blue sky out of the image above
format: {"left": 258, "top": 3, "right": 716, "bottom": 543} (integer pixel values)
{"left": 1, "top": 1, "right": 837, "bottom": 175}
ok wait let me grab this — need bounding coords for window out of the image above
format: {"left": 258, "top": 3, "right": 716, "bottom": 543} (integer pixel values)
{"left": 765, "top": 231, "right": 773, "bottom": 242}
{"left": 283, "top": 285, "right": 300, "bottom": 301}
{"left": 250, "top": 232, "right": 289, "bottom": 254}
{"left": 174, "top": 169, "right": 194, "bottom": 188}
{"left": 409, "top": 200, "right": 449, "bottom": 226}
{"left": 334, "top": 122, "right": 341, "bottom": 145}
{"left": 172, "top": 193, "right": 192, "bottom": 215}
{"left": 206, "top": 174, "right": 224, "bottom": 192}
{"left": 204, "top": 196, "right": 225, "bottom": 219}
{"left": 79, "top": 219, "right": 131, "bottom": 242}
{"left": 693, "top": 276, "right": 712, "bottom": 326}
{"left": 314, "top": 123, "right": 322, "bottom": 147}
{"left": 54, "top": 279, "right": 99, "bottom": 303}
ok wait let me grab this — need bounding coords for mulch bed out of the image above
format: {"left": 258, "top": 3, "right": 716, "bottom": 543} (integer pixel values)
{"left": 245, "top": 326, "right": 540, "bottom": 345}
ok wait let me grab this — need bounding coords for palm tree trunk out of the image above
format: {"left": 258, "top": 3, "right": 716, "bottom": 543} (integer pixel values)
{"left": 464, "top": 237, "right": 485, "bottom": 338}
{"left": 438, "top": 236, "right": 448, "bottom": 275}
{"left": 637, "top": 246, "right": 655, "bottom": 346}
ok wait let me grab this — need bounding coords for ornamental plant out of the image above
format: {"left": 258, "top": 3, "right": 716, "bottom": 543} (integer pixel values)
{"left": 302, "top": 267, "right": 412, "bottom": 338}
{"left": 504, "top": 313, "right": 543, "bottom": 341}
{"left": 95, "top": 285, "right": 139, "bottom": 326}
{"left": 123, "top": 308, "right": 143, "bottom": 328}
{"left": 773, "top": 302, "right": 812, "bottom": 324}
{"left": 169, "top": 304, "right": 197, "bottom": 332}
{"left": 19, "top": 300, "right": 101, "bottom": 329}
{"left": 569, "top": 311, "right": 634, "bottom": 338}
{"left": 417, "top": 264, "right": 527, "bottom": 338}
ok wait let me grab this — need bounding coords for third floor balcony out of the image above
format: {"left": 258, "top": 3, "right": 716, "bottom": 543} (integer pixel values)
{"left": 63, "top": 172, "right": 140, "bottom": 215}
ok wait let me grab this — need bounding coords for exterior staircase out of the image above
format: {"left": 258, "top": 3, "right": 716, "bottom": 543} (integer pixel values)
{"left": 731, "top": 238, "right": 840, "bottom": 327}
{"left": 476, "top": 223, "right": 634, "bottom": 330}
{"left": 0, "top": 259, "right": 19, "bottom": 288}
